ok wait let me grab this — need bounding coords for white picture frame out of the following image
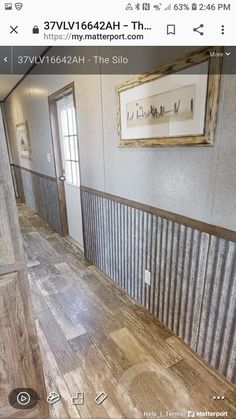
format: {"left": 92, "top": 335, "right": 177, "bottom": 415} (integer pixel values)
{"left": 16, "top": 121, "right": 32, "bottom": 159}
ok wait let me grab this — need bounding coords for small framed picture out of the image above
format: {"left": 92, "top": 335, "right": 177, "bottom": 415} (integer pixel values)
{"left": 16, "top": 121, "right": 32, "bottom": 158}
{"left": 116, "top": 47, "right": 223, "bottom": 147}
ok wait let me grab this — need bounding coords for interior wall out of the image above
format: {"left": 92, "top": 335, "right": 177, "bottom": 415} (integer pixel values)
{"left": 99, "top": 71, "right": 236, "bottom": 231}
{"left": 4, "top": 47, "right": 236, "bottom": 236}
{"left": 5, "top": 76, "right": 56, "bottom": 178}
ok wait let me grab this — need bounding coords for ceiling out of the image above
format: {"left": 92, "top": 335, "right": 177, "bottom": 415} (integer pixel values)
{"left": 0, "top": 47, "right": 48, "bottom": 101}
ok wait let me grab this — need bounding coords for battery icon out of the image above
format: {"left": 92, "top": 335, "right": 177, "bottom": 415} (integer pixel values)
{"left": 192, "top": 3, "right": 197, "bottom": 10}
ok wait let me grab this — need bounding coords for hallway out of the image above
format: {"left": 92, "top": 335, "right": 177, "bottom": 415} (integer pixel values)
{"left": 19, "top": 204, "right": 236, "bottom": 418}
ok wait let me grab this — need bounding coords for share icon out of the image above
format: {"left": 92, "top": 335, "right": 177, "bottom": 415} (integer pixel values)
{"left": 193, "top": 24, "right": 204, "bottom": 35}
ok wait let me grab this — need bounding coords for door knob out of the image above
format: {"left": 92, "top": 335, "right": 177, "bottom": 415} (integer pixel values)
{"left": 59, "top": 175, "right": 66, "bottom": 181}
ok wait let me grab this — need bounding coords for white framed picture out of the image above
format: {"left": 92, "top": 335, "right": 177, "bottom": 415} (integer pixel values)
{"left": 116, "top": 47, "right": 223, "bottom": 147}
{"left": 16, "top": 121, "right": 32, "bottom": 158}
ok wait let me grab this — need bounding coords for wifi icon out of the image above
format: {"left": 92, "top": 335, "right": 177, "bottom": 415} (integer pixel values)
{"left": 15, "top": 2, "right": 23, "bottom": 10}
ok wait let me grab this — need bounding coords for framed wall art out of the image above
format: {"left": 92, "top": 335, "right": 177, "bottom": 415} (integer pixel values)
{"left": 16, "top": 121, "right": 32, "bottom": 158}
{"left": 116, "top": 47, "right": 223, "bottom": 147}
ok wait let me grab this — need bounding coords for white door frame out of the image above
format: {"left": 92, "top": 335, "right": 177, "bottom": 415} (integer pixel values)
{"left": 48, "top": 82, "right": 81, "bottom": 238}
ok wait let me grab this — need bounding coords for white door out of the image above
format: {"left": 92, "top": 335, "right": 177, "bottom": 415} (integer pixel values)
{"left": 56, "top": 93, "right": 83, "bottom": 248}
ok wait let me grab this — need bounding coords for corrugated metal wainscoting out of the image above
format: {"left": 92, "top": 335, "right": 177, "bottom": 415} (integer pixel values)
{"left": 81, "top": 188, "right": 236, "bottom": 384}
{"left": 13, "top": 164, "right": 62, "bottom": 234}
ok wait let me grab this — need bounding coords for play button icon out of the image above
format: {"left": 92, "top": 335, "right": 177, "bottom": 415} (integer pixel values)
{"left": 9, "top": 388, "right": 39, "bottom": 409}
{"left": 17, "top": 392, "right": 30, "bottom": 406}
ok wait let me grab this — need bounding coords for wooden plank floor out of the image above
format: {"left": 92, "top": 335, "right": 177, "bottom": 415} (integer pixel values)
{"left": 18, "top": 204, "right": 236, "bottom": 419}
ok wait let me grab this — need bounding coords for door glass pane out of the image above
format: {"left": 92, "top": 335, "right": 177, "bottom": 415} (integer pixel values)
{"left": 61, "top": 109, "right": 69, "bottom": 136}
{"left": 57, "top": 94, "right": 80, "bottom": 187}
{"left": 68, "top": 108, "right": 76, "bottom": 136}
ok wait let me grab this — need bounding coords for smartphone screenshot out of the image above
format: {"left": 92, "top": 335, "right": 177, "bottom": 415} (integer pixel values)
{"left": 0, "top": 1, "right": 235, "bottom": 418}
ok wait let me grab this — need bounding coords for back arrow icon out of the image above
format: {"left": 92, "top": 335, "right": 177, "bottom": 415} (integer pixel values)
{"left": 4, "top": 57, "right": 8, "bottom": 62}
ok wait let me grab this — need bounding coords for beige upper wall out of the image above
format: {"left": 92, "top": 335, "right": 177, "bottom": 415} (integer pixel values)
{"left": 4, "top": 47, "right": 236, "bottom": 231}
